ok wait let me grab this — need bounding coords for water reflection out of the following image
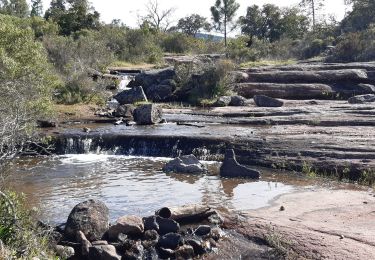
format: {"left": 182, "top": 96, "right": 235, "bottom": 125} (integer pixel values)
{"left": 7, "top": 154, "right": 296, "bottom": 224}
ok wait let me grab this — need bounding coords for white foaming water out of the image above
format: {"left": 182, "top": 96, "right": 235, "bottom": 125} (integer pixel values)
{"left": 60, "top": 154, "right": 172, "bottom": 165}
{"left": 118, "top": 75, "right": 132, "bottom": 91}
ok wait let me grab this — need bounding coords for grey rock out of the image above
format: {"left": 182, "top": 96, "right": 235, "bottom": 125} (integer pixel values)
{"left": 229, "top": 95, "right": 247, "bottom": 106}
{"left": 144, "top": 247, "right": 159, "bottom": 260}
{"left": 215, "top": 96, "right": 232, "bottom": 107}
{"left": 175, "top": 245, "right": 195, "bottom": 259}
{"left": 113, "top": 86, "right": 148, "bottom": 105}
{"left": 157, "top": 247, "right": 175, "bottom": 259}
{"left": 133, "top": 68, "right": 176, "bottom": 89}
{"left": 65, "top": 200, "right": 109, "bottom": 242}
{"left": 220, "top": 149, "right": 261, "bottom": 179}
{"left": 144, "top": 230, "right": 159, "bottom": 241}
{"left": 254, "top": 95, "right": 284, "bottom": 107}
{"left": 158, "top": 233, "right": 183, "bottom": 250}
{"left": 55, "top": 245, "right": 75, "bottom": 259}
{"left": 107, "top": 215, "right": 144, "bottom": 240}
{"left": 143, "top": 216, "right": 159, "bottom": 232}
{"left": 163, "top": 155, "right": 207, "bottom": 174}
{"left": 145, "top": 84, "right": 174, "bottom": 102}
{"left": 114, "top": 104, "right": 135, "bottom": 118}
{"left": 124, "top": 241, "right": 144, "bottom": 260}
{"left": 348, "top": 94, "right": 375, "bottom": 104}
{"left": 133, "top": 104, "right": 163, "bottom": 125}
{"left": 88, "top": 245, "right": 121, "bottom": 260}
{"left": 92, "top": 240, "right": 109, "bottom": 246}
{"left": 194, "top": 225, "right": 211, "bottom": 236}
{"left": 186, "top": 238, "right": 206, "bottom": 255}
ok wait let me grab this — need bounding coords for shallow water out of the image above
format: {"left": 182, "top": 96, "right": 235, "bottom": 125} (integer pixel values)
{"left": 5, "top": 154, "right": 302, "bottom": 224}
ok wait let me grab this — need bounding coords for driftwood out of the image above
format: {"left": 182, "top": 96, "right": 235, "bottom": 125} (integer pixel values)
{"left": 155, "top": 205, "right": 216, "bottom": 224}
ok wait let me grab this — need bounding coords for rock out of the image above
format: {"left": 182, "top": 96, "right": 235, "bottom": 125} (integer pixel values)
{"left": 133, "top": 104, "right": 163, "bottom": 125}
{"left": 208, "top": 212, "right": 224, "bottom": 225}
{"left": 229, "top": 71, "right": 249, "bottom": 82}
{"left": 55, "top": 245, "right": 75, "bottom": 259}
{"left": 65, "top": 200, "right": 109, "bottom": 242}
{"left": 157, "top": 247, "right": 175, "bottom": 259}
{"left": 220, "top": 149, "right": 261, "bottom": 179}
{"left": 144, "top": 230, "right": 159, "bottom": 241}
{"left": 186, "top": 238, "right": 206, "bottom": 255}
{"left": 76, "top": 230, "right": 92, "bottom": 256}
{"left": 175, "top": 245, "right": 195, "bottom": 259}
{"left": 143, "top": 216, "right": 159, "bottom": 232}
{"left": 114, "top": 104, "right": 135, "bottom": 118}
{"left": 144, "top": 247, "right": 159, "bottom": 260}
{"left": 210, "top": 227, "right": 225, "bottom": 241}
{"left": 113, "top": 86, "right": 148, "bottom": 105}
{"left": 229, "top": 95, "right": 247, "bottom": 106}
{"left": 37, "top": 120, "right": 57, "bottom": 128}
{"left": 158, "top": 233, "right": 183, "bottom": 250}
{"left": 124, "top": 241, "right": 144, "bottom": 260}
{"left": 214, "top": 96, "right": 232, "bottom": 107}
{"left": 133, "top": 67, "right": 176, "bottom": 89}
{"left": 280, "top": 206, "right": 285, "bottom": 211}
{"left": 107, "top": 215, "right": 144, "bottom": 240}
{"left": 117, "top": 233, "right": 128, "bottom": 243}
{"left": 348, "top": 94, "right": 375, "bottom": 104}
{"left": 88, "top": 244, "right": 121, "bottom": 260}
{"left": 254, "top": 95, "right": 284, "bottom": 107}
{"left": 145, "top": 84, "right": 175, "bottom": 102}
{"left": 194, "top": 225, "right": 211, "bottom": 236}
{"left": 92, "top": 240, "right": 109, "bottom": 246}
{"left": 155, "top": 217, "right": 180, "bottom": 236}
{"left": 163, "top": 155, "right": 207, "bottom": 174}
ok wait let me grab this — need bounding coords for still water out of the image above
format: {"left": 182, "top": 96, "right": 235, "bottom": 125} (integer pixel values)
{"left": 7, "top": 154, "right": 297, "bottom": 224}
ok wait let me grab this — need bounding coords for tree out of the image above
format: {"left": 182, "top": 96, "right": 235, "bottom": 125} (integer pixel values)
{"left": 299, "top": 0, "right": 325, "bottom": 30}
{"left": 239, "top": 5, "right": 263, "bottom": 42}
{"left": 0, "top": 0, "right": 29, "bottom": 18}
{"left": 177, "top": 14, "right": 211, "bottom": 37}
{"left": 143, "top": 0, "right": 175, "bottom": 32}
{"left": 341, "top": 0, "right": 375, "bottom": 32}
{"left": 30, "top": 0, "right": 42, "bottom": 16}
{"left": 210, "top": 0, "right": 240, "bottom": 46}
{"left": 45, "top": 0, "right": 101, "bottom": 35}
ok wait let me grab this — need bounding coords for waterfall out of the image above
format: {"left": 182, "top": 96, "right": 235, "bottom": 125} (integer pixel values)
{"left": 118, "top": 75, "right": 133, "bottom": 91}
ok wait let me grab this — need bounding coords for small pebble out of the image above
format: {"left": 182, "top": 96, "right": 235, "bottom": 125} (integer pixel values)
{"left": 280, "top": 206, "right": 285, "bottom": 211}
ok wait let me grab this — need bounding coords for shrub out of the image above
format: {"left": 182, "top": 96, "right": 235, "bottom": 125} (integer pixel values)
{"left": 227, "top": 36, "right": 260, "bottom": 63}
{"left": 161, "top": 32, "right": 193, "bottom": 53}
{"left": 328, "top": 27, "right": 375, "bottom": 62}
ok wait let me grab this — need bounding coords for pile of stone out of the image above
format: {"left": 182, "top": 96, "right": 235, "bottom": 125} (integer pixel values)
{"left": 50, "top": 200, "right": 225, "bottom": 260}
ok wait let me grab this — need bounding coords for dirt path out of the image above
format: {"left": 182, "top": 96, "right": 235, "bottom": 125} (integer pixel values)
{"left": 228, "top": 188, "right": 375, "bottom": 259}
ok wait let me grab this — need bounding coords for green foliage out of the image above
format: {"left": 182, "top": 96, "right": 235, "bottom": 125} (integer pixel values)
{"left": 30, "top": 0, "right": 43, "bottom": 17}
{"left": 328, "top": 27, "right": 375, "bottom": 62}
{"left": 0, "top": 0, "right": 29, "bottom": 18}
{"left": 210, "top": 0, "right": 240, "bottom": 46}
{"left": 0, "top": 191, "right": 54, "bottom": 259}
{"left": 227, "top": 36, "right": 260, "bottom": 63}
{"left": 177, "top": 14, "right": 211, "bottom": 37}
{"left": 161, "top": 32, "right": 195, "bottom": 54}
{"left": 341, "top": 0, "right": 375, "bottom": 32}
{"left": 45, "top": 0, "right": 101, "bottom": 36}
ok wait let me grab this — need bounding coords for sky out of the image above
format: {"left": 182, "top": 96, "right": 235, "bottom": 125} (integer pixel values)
{"left": 36, "top": 0, "right": 349, "bottom": 29}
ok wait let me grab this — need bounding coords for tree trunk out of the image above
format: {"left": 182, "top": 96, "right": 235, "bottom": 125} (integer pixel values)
{"left": 224, "top": 13, "right": 227, "bottom": 47}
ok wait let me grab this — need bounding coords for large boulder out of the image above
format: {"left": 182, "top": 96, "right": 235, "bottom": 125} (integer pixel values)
{"left": 133, "top": 104, "right": 163, "bottom": 125}
{"left": 113, "top": 86, "right": 148, "bottom": 105}
{"left": 220, "top": 149, "right": 261, "bottom": 179}
{"left": 163, "top": 155, "right": 207, "bottom": 174}
{"left": 253, "top": 95, "right": 284, "bottom": 107}
{"left": 229, "top": 95, "right": 247, "bottom": 106}
{"left": 113, "top": 104, "right": 135, "bottom": 118}
{"left": 158, "top": 233, "right": 183, "bottom": 250}
{"left": 107, "top": 215, "right": 144, "bottom": 240}
{"left": 214, "top": 96, "right": 232, "bottom": 107}
{"left": 88, "top": 245, "right": 121, "bottom": 260}
{"left": 348, "top": 94, "right": 375, "bottom": 104}
{"left": 145, "top": 84, "right": 175, "bottom": 102}
{"left": 65, "top": 200, "right": 109, "bottom": 242}
{"left": 133, "top": 67, "right": 176, "bottom": 88}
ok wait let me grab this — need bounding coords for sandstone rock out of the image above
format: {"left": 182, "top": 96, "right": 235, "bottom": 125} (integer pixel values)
{"left": 76, "top": 230, "right": 92, "bottom": 256}
{"left": 55, "top": 245, "right": 75, "bottom": 259}
{"left": 133, "top": 68, "right": 176, "bottom": 89}
{"left": 158, "top": 233, "right": 183, "bottom": 250}
{"left": 65, "top": 200, "right": 109, "bottom": 242}
{"left": 254, "top": 95, "right": 284, "bottom": 107}
{"left": 215, "top": 96, "right": 232, "bottom": 107}
{"left": 113, "top": 86, "right": 148, "bottom": 105}
{"left": 124, "top": 241, "right": 144, "bottom": 260}
{"left": 88, "top": 245, "right": 121, "bottom": 260}
{"left": 220, "top": 149, "right": 261, "bottom": 179}
{"left": 114, "top": 104, "right": 135, "bottom": 118}
{"left": 92, "top": 240, "right": 109, "bottom": 246}
{"left": 133, "top": 104, "right": 163, "bottom": 125}
{"left": 229, "top": 95, "right": 247, "bottom": 106}
{"left": 348, "top": 94, "right": 375, "bottom": 104}
{"left": 107, "top": 215, "right": 144, "bottom": 240}
{"left": 145, "top": 84, "right": 175, "bottom": 102}
{"left": 186, "top": 238, "right": 206, "bottom": 255}
{"left": 163, "top": 155, "right": 207, "bottom": 174}
{"left": 175, "top": 245, "right": 195, "bottom": 259}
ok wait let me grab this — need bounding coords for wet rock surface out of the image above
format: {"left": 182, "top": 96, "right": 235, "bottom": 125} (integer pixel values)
{"left": 253, "top": 95, "right": 284, "bottom": 107}
{"left": 113, "top": 86, "right": 148, "bottom": 105}
{"left": 348, "top": 94, "right": 375, "bottom": 104}
{"left": 163, "top": 154, "right": 207, "bottom": 174}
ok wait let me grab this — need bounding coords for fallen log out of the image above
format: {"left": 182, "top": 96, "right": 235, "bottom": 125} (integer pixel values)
{"left": 245, "top": 69, "right": 368, "bottom": 84}
{"left": 155, "top": 205, "right": 217, "bottom": 224}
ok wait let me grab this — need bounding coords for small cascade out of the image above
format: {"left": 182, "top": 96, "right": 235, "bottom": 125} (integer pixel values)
{"left": 118, "top": 75, "right": 133, "bottom": 91}
{"left": 82, "top": 138, "right": 92, "bottom": 154}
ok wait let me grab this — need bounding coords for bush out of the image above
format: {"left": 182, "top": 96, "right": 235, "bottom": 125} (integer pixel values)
{"left": 161, "top": 32, "right": 193, "bottom": 53}
{"left": 328, "top": 27, "right": 375, "bottom": 62}
{"left": 302, "top": 38, "right": 326, "bottom": 59}
{"left": 227, "top": 36, "right": 260, "bottom": 63}
{"left": 0, "top": 191, "right": 54, "bottom": 259}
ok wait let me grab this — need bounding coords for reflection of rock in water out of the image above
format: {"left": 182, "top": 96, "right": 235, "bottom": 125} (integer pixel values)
{"left": 221, "top": 179, "right": 247, "bottom": 198}
{"left": 167, "top": 173, "right": 200, "bottom": 185}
